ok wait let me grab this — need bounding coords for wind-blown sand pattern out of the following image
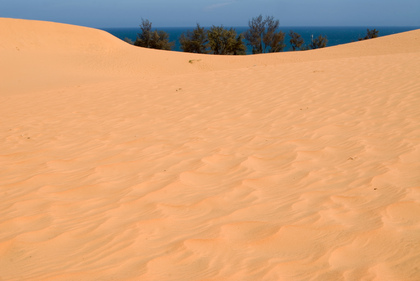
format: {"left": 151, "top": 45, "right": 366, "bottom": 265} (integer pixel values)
{"left": 1, "top": 18, "right": 420, "bottom": 280}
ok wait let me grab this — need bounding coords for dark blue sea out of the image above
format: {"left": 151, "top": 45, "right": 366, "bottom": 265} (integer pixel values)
{"left": 101, "top": 26, "right": 419, "bottom": 54}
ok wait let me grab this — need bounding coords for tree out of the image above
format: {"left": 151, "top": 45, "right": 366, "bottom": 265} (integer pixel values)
{"left": 134, "top": 18, "right": 174, "bottom": 50}
{"left": 135, "top": 18, "right": 152, "bottom": 47}
{"left": 207, "top": 26, "right": 246, "bottom": 55}
{"left": 229, "top": 33, "right": 247, "bottom": 55}
{"left": 310, "top": 35, "right": 328, "bottom": 49}
{"left": 124, "top": 37, "right": 134, "bottom": 45}
{"left": 180, "top": 24, "right": 209, "bottom": 53}
{"left": 289, "top": 31, "right": 304, "bottom": 51}
{"left": 244, "top": 15, "right": 286, "bottom": 54}
{"left": 359, "top": 28, "right": 379, "bottom": 40}
{"left": 150, "top": 30, "right": 173, "bottom": 50}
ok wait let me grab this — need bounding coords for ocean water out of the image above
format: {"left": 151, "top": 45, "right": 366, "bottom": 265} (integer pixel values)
{"left": 101, "top": 26, "right": 419, "bottom": 54}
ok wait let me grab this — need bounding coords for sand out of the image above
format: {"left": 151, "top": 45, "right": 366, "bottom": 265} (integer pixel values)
{"left": 1, "top": 18, "right": 420, "bottom": 280}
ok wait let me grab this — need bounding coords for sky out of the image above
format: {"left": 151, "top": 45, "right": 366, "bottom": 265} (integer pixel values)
{"left": 2, "top": 0, "right": 420, "bottom": 28}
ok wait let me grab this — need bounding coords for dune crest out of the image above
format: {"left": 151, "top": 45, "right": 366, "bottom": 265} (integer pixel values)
{"left": 1, "top": 18, "right": 420, "bottom": 280}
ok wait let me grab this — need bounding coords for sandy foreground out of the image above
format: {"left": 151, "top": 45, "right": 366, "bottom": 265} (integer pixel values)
{"left": 1, "top": 18, "right": 420, "bottom": 280}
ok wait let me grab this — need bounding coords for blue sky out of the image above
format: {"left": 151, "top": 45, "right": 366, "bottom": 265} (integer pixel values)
{"left": 2, "top": 0, "right": 420, "bottom": 28}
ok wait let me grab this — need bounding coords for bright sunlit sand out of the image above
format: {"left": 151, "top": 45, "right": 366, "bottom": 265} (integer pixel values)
{"left": 1, "top": 18, "right": 420, "bottom": 280}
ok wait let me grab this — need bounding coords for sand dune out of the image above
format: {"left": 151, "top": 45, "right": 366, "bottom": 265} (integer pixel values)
{"left": 1, "top": 18, "right": 420, "bottom": 280}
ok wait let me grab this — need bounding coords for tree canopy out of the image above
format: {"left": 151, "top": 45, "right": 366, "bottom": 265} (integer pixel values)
{"left": 134, "top": 17, "right": 335, "bottom": 54}
{"left": 310, "top": 35, "right": 328, "bottom": 49}
{"left": 359, "top": 29, "right": 379, "bottom": 40}
{"left": 289, "top": 31, "right": 304, "bottom": 51}
{"left": 244, "top": 15, "right": 286, "bottom": 54}
{"left": 207, "top": 26, "right": 246, "bottom": 55}
{"left": 179, "top": 24, "right": 209, "bottom": 53}
{"left": 134, "top": 19, "right": 174, "bottom": 50}
{"left": 180, "top": 25, "right": 246, "bottom": 55}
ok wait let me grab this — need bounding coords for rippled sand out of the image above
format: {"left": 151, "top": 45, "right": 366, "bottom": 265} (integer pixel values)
{"left": 1, "top": 18, "right": 420, "bottom": 280}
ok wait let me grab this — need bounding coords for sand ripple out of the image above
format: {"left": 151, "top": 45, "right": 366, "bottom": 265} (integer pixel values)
{"left": 1, "top": 19, "right": 420, "bottom": 280}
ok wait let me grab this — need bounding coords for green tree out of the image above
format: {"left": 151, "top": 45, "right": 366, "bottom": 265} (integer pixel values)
{"left": 244, "top": 15, "right": 286, "bottom": 54}
{"left": 310, "top": 35, "right": 328, "bottom": 49}
{"left": 124, "top": 37, "right": 134, "bottom": 45}
{"left": 134, "top": 19, "right": 174, "bottom": 50}
{"left": 180, "top": 24, "right": 209, "bottom": 53}
{"left": 135, "top": 18, "right": 152, "bottom": 47}
{"left": 150, "top": 30, "right": 173, "bottom": 50}
{"left": 359, "top": 28, "right": 379, "bottom": 40}
{"left": 229, "top": 33, "right": 247, "bottom": 55}
{"left": 289, "top": 31, "right": 304, "bottom": 51}
{"left": 207, "top": 26, "right": 246, "bottom": 55}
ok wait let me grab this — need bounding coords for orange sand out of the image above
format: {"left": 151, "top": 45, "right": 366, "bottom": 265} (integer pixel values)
{"left": 1, "top": 18, "right": 420, "bottom": 280}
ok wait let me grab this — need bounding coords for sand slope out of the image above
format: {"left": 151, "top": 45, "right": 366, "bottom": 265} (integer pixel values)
{"left": 1, "top": 18, "right": 420, "bottom": 280}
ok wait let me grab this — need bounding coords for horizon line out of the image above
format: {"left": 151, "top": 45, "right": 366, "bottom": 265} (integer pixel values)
{"left": 100, "top": 25, "right": 420, "bottom": 29}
